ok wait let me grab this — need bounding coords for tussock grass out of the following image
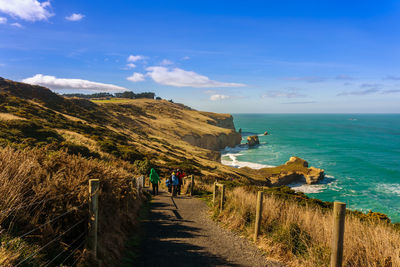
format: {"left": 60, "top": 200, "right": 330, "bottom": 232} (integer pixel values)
{"left": 0, "top": 146, "right": 142, "bottom": 266}
{"left": 209, "top": 186, "right": 400, "bottom": 266}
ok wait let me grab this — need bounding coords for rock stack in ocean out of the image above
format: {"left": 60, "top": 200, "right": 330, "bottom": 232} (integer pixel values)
{"left": 240, "top": 156, "right": 325, "bottom": 186}
{"left": 269, "top": 157, "right": 325, "bottom": 185}
{"left": 247, "top": 135, "right": 260, "bottom": 146}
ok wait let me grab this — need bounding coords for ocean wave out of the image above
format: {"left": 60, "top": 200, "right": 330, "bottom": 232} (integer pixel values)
{"left": 287, "top": 182, "right": 327, "bottom": 194}
{"left": 376, "top": 183, "right": 400, "bottom": 196}
{"left": 221, "top": 145, "right": 274, "bottom": 169}
{"left": 288, "top": 176, "right": 337, "bottom": 194}
{"left": 221, "top": 153, "right": 274, "bottom": 169}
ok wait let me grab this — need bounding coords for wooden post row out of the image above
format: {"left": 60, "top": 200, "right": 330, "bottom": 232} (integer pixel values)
{"left": 254, "top": 191, "right": 263, "bottom": 242}
{"left": 213, "top": 182, "right": 217, "bottom": 205}
{"left": 220, "top": 184, "right": 225, "bottom": 211}
{"left": 330, "top": 202, "right": 346, "bottom": 267}
{"left": 88, "top": 179, "right": 99, "bottom": 258}
{"left": 190, "top": 175, "right": 194, "bottom": 196}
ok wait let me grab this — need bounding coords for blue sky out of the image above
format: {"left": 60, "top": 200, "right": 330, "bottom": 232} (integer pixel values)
{"left": 1, "top": 0, "right": 400, "bottom": 113}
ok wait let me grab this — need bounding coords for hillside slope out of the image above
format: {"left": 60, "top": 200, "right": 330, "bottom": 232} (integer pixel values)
{"left": 0, "top": 77, "right": 247, "bottom": 180}
{"left": 0, "top": 77, "right": 324, "bottom": 184}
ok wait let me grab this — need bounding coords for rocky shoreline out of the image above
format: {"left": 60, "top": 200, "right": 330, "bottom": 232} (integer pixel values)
{"left": 222, "top": 133, "right": 325, "bottom": 187}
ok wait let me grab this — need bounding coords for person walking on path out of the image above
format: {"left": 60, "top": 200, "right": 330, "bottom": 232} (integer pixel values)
{"left": 171, "top": 172, "right": 179, "bottom": 196}
{"left": 176, "top": 169, "right": 186, "bottom": 195}
{"left": 149, "top": 168, "right": 160, "bottom": 195}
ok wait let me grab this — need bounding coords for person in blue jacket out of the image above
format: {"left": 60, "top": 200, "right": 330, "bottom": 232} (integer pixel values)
{"left": 171, "top": 172, "right": 179, "bottom": 196}
{"left": 166, "top": 174, "right": 172, "bottom": 193}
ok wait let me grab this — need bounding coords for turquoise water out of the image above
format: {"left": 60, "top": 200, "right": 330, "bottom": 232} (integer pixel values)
{"left": 221, "top": 114, "right": 400, "bottom": 222}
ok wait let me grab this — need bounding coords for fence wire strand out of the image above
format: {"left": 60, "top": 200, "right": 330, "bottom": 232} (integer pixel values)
{"left": 59, "top": 240, "right": 85, "bottom": 266}
{"left": 3, "top": 201, "right": 87, "bottom": 246}
{"left": 15, "top": 218, "right": 85, "bottom": 266}
{"left": 0, "top": 188, "right": 86, "bottom": 215}
{"left": 43, "top": 231, "right": 85, "bottom": 267}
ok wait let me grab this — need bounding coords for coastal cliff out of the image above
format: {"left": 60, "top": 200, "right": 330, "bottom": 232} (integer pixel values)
{"left": 0, "top": 77, "right": 319, "bottom": 188}
{"left": 182, "top": 132, "right": 241, "bottom": 151}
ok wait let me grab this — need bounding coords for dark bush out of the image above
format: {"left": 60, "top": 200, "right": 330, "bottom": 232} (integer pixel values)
{"left": 134, "top": 158, "right": 153, "bottom": 175}
{"left": 61, "top": 142, "right": 100, "bottom": 158}
{"left": 119, "top": 146, "right": 143, "bottom": 163}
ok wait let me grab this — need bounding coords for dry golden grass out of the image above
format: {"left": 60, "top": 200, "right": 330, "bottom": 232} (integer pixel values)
{"left": 209, "top": 186, "right": 400, "bottom": 266}
{"left": 0, "top": 113, "right": 25, "bottom": 121}
{"left": 56, "top": 129, "right": 101, "bottom": 153}
{"left": 0, "top": 146, "right": 143, "bottom": 266}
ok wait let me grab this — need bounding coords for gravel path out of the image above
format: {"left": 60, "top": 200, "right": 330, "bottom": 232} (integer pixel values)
{"left": 138, "top": 191, "right": 283, "bottom": 267}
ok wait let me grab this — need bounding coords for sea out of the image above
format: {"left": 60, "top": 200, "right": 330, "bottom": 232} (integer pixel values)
{"left": 221, "top": 114, "right": 400, "bottom": 222}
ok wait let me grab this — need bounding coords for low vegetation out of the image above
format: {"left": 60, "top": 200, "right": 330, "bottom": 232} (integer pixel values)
{"left": 195, "top": 180, "right": 400, "bottom": 266}
{"left": 0, "top": 146, "right": 144, "bottom": 266}
{"left": 1, "top": 77, "right": 399, "bottom": 266}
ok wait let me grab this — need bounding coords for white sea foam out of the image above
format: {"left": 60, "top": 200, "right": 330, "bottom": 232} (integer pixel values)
{"left": 288, "top": 176, "right": 337, "bottom": 194}
{"left": 287, "top": 182, "right": 327, "bottom": 194}
{"left": 376, "top": 183, "right": 400, "bottom": 196}
{"left": 221, "top": 145, "right": 274, "bottom": 169}
{"left": 221, "top": 152, "right": 274, "bottom": 169}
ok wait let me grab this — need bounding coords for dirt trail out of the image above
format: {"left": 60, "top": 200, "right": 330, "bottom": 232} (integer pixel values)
{"left": 138, "top": 191, "right": 283, "bottom": 267}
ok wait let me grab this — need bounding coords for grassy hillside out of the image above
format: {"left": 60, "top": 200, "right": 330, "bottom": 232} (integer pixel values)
{"left": 1, "top": 77, "right": 398, "bottom": 266}
{"left": 0, "top": 77, "right": 247, "bottom": 265}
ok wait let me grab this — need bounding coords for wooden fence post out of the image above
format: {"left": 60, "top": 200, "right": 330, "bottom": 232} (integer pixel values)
{"left": 254, "top": 191, "right": 263, "bottom": 242}
{"left": 213, "top": 182, "right": 217, "bottom": 205}
{"left": 330, "top": 202, "right": 346, "bottom": 267}
{"left": 190, "top": 175, "right": 194, "bottom": 196}
{"left": 140, "top": 175, "right": 145, "bottom": 190}
{"left": 88, "top": 179, "right": 99, "bottom": 258}
{"left": 220, "top": 184, "right": 225, "bottom": 211}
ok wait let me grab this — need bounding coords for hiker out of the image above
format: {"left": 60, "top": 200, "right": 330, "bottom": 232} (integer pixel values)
{"left": 149, "top": 168, "right": 160, "bottom": 195}
{"left": 166, "top": 175, "right": 172, "bottom": 193}
{"left": 176, "top": 169, "right": 185, "bottom": 195}
{"left": 176, "top": 169, "right": 182, "bottom": 195}
{"left": 171, "top": 171, "right": 179, "bottom": 196}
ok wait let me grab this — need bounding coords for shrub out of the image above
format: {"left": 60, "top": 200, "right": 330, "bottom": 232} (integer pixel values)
{"left": 0, "top": 146, "right": 142, "bottom": 266}
{"left": 60, "top": 142, "right": 100, "bottom": 158}
{"left": 133, "top": 158, "right": 153, "bottom": 175}
{"left": 119, "top": 146, "right": 143, "bottom": 163}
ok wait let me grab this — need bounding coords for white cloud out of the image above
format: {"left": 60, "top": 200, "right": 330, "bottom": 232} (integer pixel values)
{"left": 127, "top": 72, "right": 145, "bottom": 82}
{"left": 145, "top": 66, "right": 245, "bottom": 88}
{"left": 210, "top": 94, "right": 231, "bottom": 101}
{"left": 0, "top": 0, "right": 53, "bottom": 22}
{"left": 65, "top": 13, "right": 84, "bottom": 21}
{"left": 22, "top": 74, "right": 127, "bottom": 92}
{"left": 160, "top": 59, "right": 173, "bottom": 66}
{"left": 0, "top": 17, "right": 7, "bottom": 24}
{"left": 126, "top": 63, "right": 136, "bottom": 69}
{"left": 182, "top": 56, "right": 190, "bottom": 60}
{"left": 127, "top": 54, "right": 145, "bottom": 62}
{"left": 11, "top": 22, "right": 23, "bottom": 28}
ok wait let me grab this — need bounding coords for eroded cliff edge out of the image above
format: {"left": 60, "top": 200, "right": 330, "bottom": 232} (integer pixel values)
{"left": 183, "top": 113, "right": 241, "bottom": 151}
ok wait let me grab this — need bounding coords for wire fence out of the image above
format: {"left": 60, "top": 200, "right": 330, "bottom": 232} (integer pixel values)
{"left": 0, "top": 188, "right": 87, "bottom": 216}
{"left": 15, "top": 219, "right": 85, "bottom": 267}
{"left": 43, "top": 232, "right": 86, "bottom": 267}
{"left": 0, "top": 175, "right": 145, "bottom": 266}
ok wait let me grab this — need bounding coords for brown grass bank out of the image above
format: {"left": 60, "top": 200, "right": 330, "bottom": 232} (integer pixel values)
{"left": 0, "top": 146, "right": 144, "bottom": 266}
{"left": 195, "top": 181, "right": 400, "bottom": 266}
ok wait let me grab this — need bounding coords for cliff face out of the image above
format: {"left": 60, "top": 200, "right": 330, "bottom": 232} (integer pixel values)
{"left": 0, "top": 77, "right": 323, "bottom": 187}
{"left": 182, "top": 131, "right": 241, "bottom": 151}
{"left": 201, "top": 112, "right": 237, "bottom": 130}
{"left": 181, "top": 112, "right": 241, "bottom": 151}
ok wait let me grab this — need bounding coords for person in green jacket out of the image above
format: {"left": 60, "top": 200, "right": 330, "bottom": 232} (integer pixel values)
{"left": 149, "top": 168, "right": 160, "bottom": 195}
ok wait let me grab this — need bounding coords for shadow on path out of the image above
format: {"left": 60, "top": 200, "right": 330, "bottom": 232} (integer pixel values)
{"left": 137, "top": 192, "right": 239, "bottom": 267}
